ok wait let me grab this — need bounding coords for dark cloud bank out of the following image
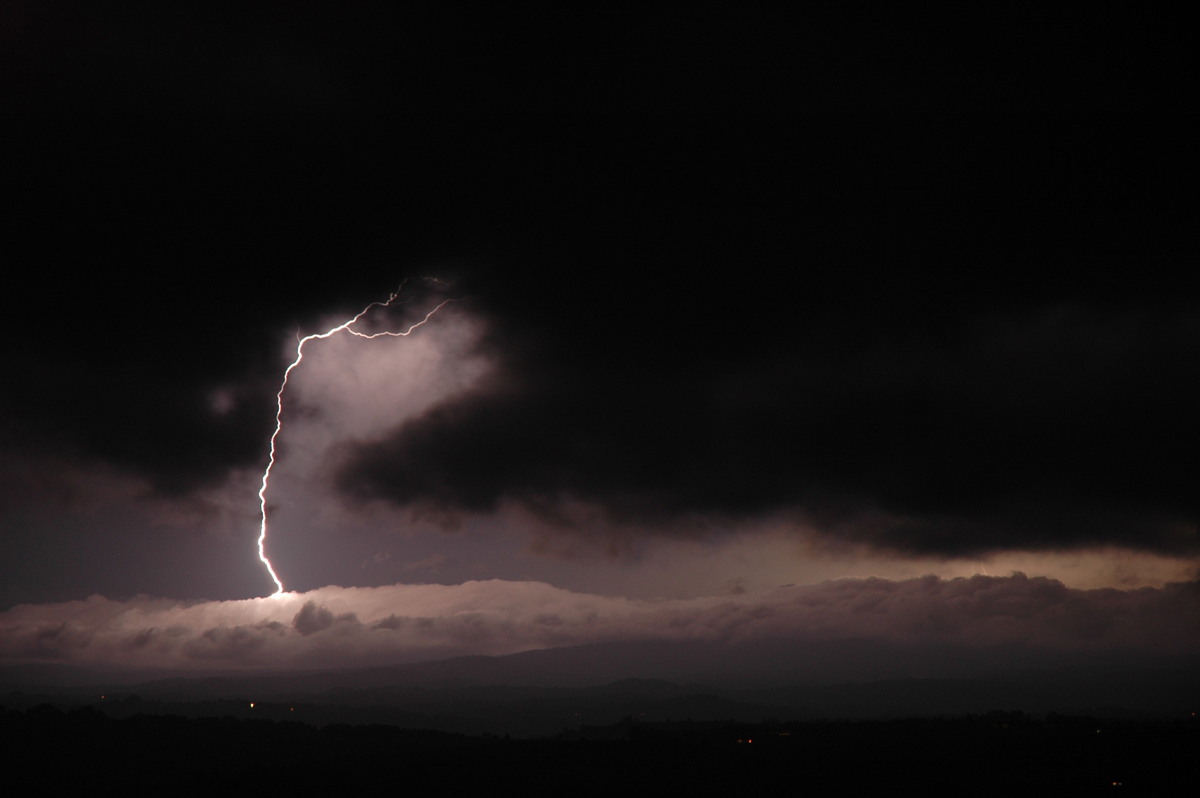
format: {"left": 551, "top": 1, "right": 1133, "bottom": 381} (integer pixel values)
{"left": 4, "top": 119, "right": 1196, "bottom": 568}
{"left": 335, "top": 170, "right": 1197, "bottom": 558}
{"left": 1, "top": 7, "right": 1195, "bottom": 612}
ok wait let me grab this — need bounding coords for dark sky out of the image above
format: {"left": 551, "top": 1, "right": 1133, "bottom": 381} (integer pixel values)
{"left": 0, "top": 6, "right": 1195, "bottom": 672}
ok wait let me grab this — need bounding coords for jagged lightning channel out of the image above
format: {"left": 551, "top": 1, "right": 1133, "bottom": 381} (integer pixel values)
{"left": 257, "top": 288, "right": 452, "bottom": 596}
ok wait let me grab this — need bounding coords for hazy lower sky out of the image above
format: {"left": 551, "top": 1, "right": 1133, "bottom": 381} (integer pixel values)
{"left": 1, "top": 7, "right": 1194, "bottom": 674}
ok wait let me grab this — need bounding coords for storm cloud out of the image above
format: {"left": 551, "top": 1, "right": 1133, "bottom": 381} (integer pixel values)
{"left": 2, "top": 34, "right": 1196, "bottom": 611}
{"left": 336, "top": 287, "right": 1198, "bottom": 558}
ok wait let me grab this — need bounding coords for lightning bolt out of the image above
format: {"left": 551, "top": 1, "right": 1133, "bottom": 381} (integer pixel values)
{"left": 257, "top": 285, "right": 452, "bottom": 596}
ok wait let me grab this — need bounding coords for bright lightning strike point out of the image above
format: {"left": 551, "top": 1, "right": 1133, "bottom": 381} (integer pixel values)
{"left": 256, "top": 285, "right": 452, "bottom": 596}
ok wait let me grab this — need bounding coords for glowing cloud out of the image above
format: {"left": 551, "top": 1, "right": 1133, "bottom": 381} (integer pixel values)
{"left": 257, "top": 285, "right": 453, "bottom": 595}
{"left": 2, "top": 576, "right": 1195, "bottom": 672}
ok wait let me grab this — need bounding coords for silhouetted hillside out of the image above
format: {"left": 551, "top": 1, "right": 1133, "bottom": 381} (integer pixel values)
{"left": 4, "top": 703, "right": 1195, "bottom": 794}
{"left": 4, "top": 638, "right": 1196, "bottom": 738}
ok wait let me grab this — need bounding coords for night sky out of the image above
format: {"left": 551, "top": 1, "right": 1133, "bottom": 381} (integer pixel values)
{"left": 1, "top": 7, "right": 1196, "bottom": 674}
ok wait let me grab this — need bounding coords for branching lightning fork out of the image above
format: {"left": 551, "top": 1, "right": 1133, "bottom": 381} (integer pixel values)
{"left": 257, "top": 286, "right": 452, "bottom": 596}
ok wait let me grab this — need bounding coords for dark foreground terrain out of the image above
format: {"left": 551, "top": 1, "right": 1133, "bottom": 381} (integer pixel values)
{"left": 4, "top": 645, "right": 1196, "bottom": 794}
{"left": 4, "top": 702, "right": 1193, "bottom": 796}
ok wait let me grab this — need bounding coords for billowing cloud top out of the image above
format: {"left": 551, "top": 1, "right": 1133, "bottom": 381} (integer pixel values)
{"left": 3, "top": 575, "right": 1197, "bottom": 673}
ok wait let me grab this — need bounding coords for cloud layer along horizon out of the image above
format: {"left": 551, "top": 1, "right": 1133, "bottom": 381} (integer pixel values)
{"left": 3, "top": 574, "right": 1196, "bottom": 673}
